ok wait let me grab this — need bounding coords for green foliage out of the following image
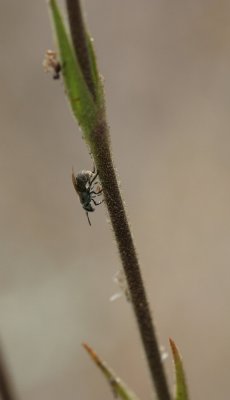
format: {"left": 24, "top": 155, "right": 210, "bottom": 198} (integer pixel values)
{"left": 83, "top": 343, "right": 140, "bottom": 400}
{"left": 169, "top": 338, "right": 189, "bottom": 400}
{"left": 84, "top": 31, "right": 104, "bottom": 107}
{"left": 49, "top": 0, "right": 100, "bottom": 139}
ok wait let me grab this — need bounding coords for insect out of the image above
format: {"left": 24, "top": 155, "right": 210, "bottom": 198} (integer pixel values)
{"left": 72, "top": 167, "right": 103, "bottom": 225}
{"left": 43, "top": 50, "right": 62, "bottom": 80}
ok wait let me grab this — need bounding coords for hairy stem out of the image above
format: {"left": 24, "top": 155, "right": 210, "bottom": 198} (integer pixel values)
{"left": 92, "top": 119, "right": 171, "bottom": 400}
{"left": 65, "top": 1, "right": 171, "bottom": 399}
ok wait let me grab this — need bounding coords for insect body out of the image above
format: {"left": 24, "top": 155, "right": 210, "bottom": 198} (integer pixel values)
{"left": 72, "top": 168, "right": 103, "bottom": 225}
{"left": 43, "top": 50, "right": 62, "bottom": 80}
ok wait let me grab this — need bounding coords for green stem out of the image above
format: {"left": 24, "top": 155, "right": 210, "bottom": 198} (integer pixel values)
{"left": 65, "top": 0, "right": 96, "bottom": 100}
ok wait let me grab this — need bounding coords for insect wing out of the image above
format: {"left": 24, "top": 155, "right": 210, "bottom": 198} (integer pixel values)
{"left": 72, "top": 169, "right": 78, "bottom": 193}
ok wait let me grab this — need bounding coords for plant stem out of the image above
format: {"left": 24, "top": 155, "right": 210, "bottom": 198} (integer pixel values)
{"left": 92, "top": 119, "right": 171, "bottom": 400}
{"left": 0, "top": 347, "right": 16, "bottom": 400}
{"left": 65, "top": 1, "right": 171, "bottom": 399}
{"left": 65, "top": 0, "right": 96, "bottom": 100}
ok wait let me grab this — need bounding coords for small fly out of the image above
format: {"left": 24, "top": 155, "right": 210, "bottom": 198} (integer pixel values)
{"left": 72, "top": 167, "right": 103, "bottom": 225}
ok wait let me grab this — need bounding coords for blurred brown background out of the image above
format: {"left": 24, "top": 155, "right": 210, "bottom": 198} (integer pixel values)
{"left": 0, "top": 1, "right": 230, "bottom": 399}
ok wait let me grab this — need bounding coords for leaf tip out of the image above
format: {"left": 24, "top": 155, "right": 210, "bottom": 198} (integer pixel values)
{"left": 169, "top": 337, "right": 190, "bottom": 400}
{"left": 82, "top": 342, "right": 101, "bottom": 366}
{"left": 169, "top": 337, "right": 178, "bottom": 358}
{"left": 82, "top": 342, "right": 93, "bottom": 355}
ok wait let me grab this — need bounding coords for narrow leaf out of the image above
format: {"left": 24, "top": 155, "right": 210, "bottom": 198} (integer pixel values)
{"left": 85, "top": 32, "right": 105, "bottom": 107}
{"left": 48, "top": 0, "right": 97, "bottom": 137}
{"left": 169, "top": 338, "right": 190, "bottom": 400}
{"left": 83, "top": 343, "right": 140, "bottom": 400}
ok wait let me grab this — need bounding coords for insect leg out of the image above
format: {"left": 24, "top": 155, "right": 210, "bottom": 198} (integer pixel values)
{"left": 91, "top": 181, "right": 99, "bottom": 188}
{"left": 90, "top": 189, "right": 103, "bottom": 196}
{"left": 89, "top": 171, "right": 99, "bottom": 186}
{"left": 86, "top": 211, "right": 92, "bottom": 226}
{"left": 91, "top": 199, "right": 104, "bottom": 206}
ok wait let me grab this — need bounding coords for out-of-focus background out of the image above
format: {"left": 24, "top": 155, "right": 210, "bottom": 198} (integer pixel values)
{"left": 0, "top": 1, "right": 230, "bottom": 399}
